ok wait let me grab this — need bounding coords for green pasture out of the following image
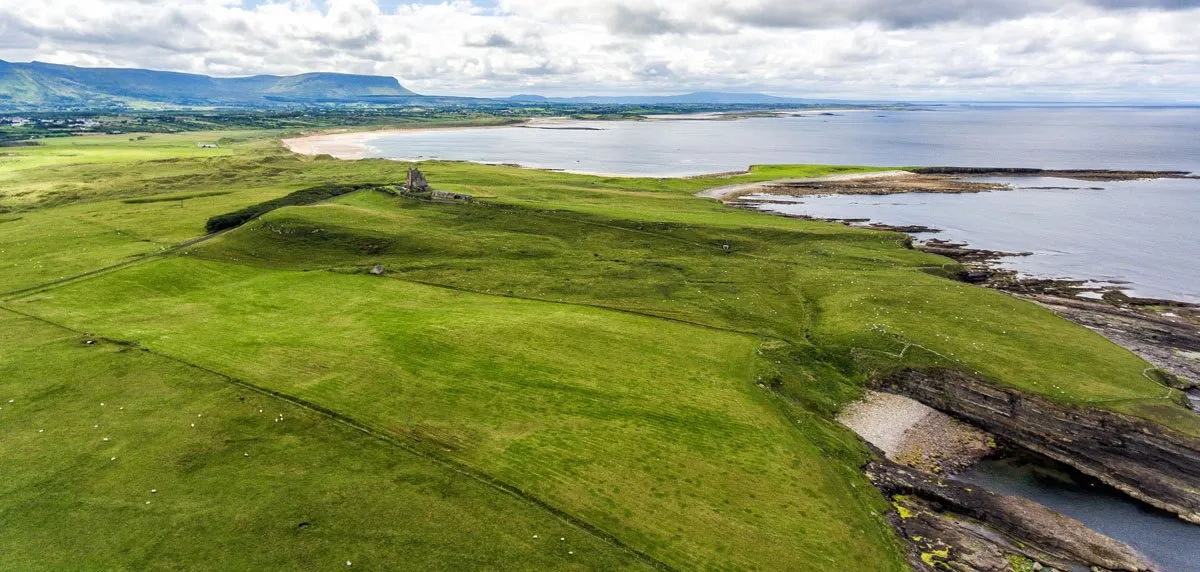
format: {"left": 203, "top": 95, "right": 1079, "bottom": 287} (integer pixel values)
{"left": 0, "top": 309, "right": 646, "bottom": 571}
{"left": 1, "top": 127, "right": 1196, "bottom": 570}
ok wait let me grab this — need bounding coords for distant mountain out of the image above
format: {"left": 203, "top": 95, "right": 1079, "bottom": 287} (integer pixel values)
{"left": 0, "top": 60, "right": 881, "bottom": 111}
{"left": 0, "top": 60, "right": 417, "bottom": 110}
{"left": 504, "top": 91, "right": 843, "bottom": 105}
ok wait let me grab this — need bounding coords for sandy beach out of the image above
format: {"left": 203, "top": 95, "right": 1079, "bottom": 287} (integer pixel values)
{"left": 280, "top": 118, "right": 594, "bottom": 160}
{"left": 282, "top": 130, "right": 376, "bottom": 158}
{"left": 282, "top": 124, "right": 514, "bottom": 159}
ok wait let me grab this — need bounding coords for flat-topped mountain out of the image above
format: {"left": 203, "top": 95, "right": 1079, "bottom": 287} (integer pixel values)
{"left": 0, "top": 60, "right": 417, "bottom": 110}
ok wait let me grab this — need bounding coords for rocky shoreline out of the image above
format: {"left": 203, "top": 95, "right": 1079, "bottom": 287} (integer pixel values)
{"left": 726, "top": 171, "right": 1200, "bottom": 569}
{"left": 715, "top": 167, "right": 1195, "bottom": 201}
{"left": 914, "top": 238, "right": 1200, "bottom": 400}
{"left": 877, "top": 369, "right": 1200, "bottom": 525}
{"left": 730, "top": 179, "right": 1200, "bottom": 398}
{"left": 868, "top": 458, "right": 1155, "bottom": 571}
{"left": 847, "top": 245, "right": 1200, "bottom": 569}
{"left": 840, "top": 371, "right": 1200, "bottom": 570}
{"left": 836, "top": 384, "right": 1193, "bottom": 571}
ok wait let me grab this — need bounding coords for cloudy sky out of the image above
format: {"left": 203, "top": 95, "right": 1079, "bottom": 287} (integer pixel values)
{"left": 2, "top": 0, "right": 1199, "bottom": 101}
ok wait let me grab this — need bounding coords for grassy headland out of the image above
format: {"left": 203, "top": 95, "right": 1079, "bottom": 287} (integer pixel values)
{"left": 1, "top": 127, "right": 1195, "bottom": 570}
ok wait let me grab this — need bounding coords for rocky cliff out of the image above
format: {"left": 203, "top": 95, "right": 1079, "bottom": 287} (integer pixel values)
{"left": 866, "top": 459, "right": 1154, "bottom": 571}
{"left": 877, "top": 369, "right": 1200, "bottom": 524}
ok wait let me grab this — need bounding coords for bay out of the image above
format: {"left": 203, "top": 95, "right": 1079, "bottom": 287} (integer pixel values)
{"left": 357, "top": 106, "right": 1200, "bottom": 176}
{"left": 349, "top": 107, "right": 1200, "bottom": 301}
{"left": 750, "top": 177, "right": 1200, "bottom": 303}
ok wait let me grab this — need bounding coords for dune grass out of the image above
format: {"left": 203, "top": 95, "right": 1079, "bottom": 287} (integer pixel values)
{"left": 1, "top": 128, "right": 1197, "bottom": 570}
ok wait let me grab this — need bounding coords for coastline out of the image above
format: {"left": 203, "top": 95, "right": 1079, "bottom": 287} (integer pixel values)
{"left": 733, "top": 194, "right": 1200, "bottom": 392}
{"left": 275, "top": 129, "right": 1198, "bottom": 566}
{"left": 738, "top": 176, "right": 1200, "bottom": 568}
{"left": 282, "top": 111, "right": 835, "bottom": 161}
{"left": 281, "top": 120, "right": 540, "bottom": 159}
{"left": 694, "top": 170, "right": 920, "bottom": 200}
{"left": 282, "top": 117, "right": 709, "bottom": 177}
{"left": 283, "top": 126, "right": 1200, "bottom": 389}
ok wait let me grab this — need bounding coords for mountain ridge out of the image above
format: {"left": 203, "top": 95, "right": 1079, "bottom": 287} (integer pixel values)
{"left": 0, "top": 60, "right": 871, "bottom": 110}
{"left": 0, "top": 60, "right": 417, "bottom": 110}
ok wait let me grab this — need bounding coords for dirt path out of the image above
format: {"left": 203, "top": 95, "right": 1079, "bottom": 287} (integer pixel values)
{"left": 695, "top": 170, "right": 915, "bottom": 201}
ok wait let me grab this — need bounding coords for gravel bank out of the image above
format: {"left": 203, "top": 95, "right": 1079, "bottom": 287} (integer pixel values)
{"left": 839, "top": 390, "right": 992, "bottom": 473}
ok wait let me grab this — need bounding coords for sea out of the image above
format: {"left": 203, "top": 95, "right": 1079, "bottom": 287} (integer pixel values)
{"left": 349, "top": 105, "right": 1200, "bottom": 569}
{"left": 357, "top": 106, "right": 1200, "bottom": 303}
{"left": 960, "top": 458, "right": 1200, "bottom": 572}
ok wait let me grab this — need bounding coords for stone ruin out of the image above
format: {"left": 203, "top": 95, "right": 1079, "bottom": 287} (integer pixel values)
{"left": 398, "top": 167, "right": 473, "bottom": 202}
{"left": 405, "top": 167, "right": 431, "bottom": 193}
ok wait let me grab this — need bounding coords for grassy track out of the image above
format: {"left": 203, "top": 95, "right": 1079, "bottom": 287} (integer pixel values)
{"left": 2, "top": 128, "right": 1197, "bottom": 570}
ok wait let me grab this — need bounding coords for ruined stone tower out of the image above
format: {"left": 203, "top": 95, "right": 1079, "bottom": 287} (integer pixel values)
{"left": 406, "top": 167, "right": 431, "bottom": 193}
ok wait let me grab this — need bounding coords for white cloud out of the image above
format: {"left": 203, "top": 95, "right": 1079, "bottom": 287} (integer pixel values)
{"left": 0, "top": 0, "right": 1197, "bottom": 101}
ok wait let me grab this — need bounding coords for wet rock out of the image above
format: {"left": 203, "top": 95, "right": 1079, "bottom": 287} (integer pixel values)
{"left": 870, "top": 459, "right": 1155, "bottom": 571}
{"left": 867, "top": 223, "right": 942, "bottom": 234}
{"left": 765, "top": 174, "right": 1006, "bottom": 196}
{"left": 878, "top": 369, "right": 1200, "bottom": 525}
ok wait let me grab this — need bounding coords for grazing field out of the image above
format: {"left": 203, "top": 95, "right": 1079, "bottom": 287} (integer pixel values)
{"left": 2, "top": 129, "right": 1196, "bottom": 570}
{"left": 0, "top": 309, "right": 646, "bottom": 571}
{"left": 13, "top": 257, "right": 902, "bottom": 570}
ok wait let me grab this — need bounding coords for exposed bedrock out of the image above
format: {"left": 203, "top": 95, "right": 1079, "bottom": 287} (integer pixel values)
{"left": 876, "top": 369, "right": 1200, "bottom": 525}
{"left": 867, "top": 459, "right": 1154, "bottom": 571}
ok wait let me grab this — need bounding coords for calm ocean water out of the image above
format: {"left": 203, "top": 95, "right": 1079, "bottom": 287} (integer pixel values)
{"left": 752, "top": 177, "right": 1200, "bottom": 303}
{"left": 361, "top": 106, "right": 1200, "bottom": 303}
{"left": 960, "top": 458, "right": 1200, "bottom": 572}
{"left": 359, "top": 107, "right": 1200, "bottom": 562}
{"left": 362, "top": 106, "right": 1200, "bottom": 175}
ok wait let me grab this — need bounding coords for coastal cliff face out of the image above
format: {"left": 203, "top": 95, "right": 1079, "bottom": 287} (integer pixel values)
{"left": 866, "top": 460, "right": 1154, "bottom": 571}
{"left": 877, "top": 369, "right": 1200, "bottom": 525}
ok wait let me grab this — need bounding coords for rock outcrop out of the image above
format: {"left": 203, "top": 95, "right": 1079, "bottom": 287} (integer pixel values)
{"left": 877, "top": 369, "right": 1200, "bottom": 524}
{"left": 867, "top": 459, "right": 1155, "bottom": 571}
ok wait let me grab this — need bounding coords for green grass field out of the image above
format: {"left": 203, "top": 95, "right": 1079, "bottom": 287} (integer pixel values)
{"left": 2, "top": 128, "right": 1196, "bottom": 570}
